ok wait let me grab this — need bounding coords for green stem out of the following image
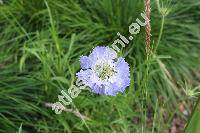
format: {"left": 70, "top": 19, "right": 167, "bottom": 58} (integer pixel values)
{"left": 154, "top": 15, "right": 165, "bottom": 54}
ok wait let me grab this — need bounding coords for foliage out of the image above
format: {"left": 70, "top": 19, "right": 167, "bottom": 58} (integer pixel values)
{"left": 0, "top": 0, "right": 199, "bottom": 132}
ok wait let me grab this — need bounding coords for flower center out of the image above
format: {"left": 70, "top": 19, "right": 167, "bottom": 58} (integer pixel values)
{"left": 94, "top": 63, "right": 116, "bottom": 81}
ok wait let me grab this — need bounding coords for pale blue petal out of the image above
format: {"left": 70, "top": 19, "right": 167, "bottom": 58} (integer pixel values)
{"left": 80, "top": 56, "right": 92, "bottom": 69}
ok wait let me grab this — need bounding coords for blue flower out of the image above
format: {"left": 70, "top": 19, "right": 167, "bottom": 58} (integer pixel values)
{"left": 76, "top": 46, "right": 130, "bottom": 96}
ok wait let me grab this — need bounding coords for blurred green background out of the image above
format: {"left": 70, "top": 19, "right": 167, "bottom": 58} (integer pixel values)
{"left": 0, "top": 0, "right": 199, "bottom": 132}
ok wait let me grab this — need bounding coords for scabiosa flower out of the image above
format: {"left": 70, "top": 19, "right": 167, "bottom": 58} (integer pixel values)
{"left": 76, "top": 46, "right": 130, "bottom": 96}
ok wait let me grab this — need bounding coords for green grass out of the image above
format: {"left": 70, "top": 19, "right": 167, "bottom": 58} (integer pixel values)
{"left": 185, "top": 98, "right": 200, "bottom": 133}
{"left": 0, "top": 0, "right": 199, "bottom": 132}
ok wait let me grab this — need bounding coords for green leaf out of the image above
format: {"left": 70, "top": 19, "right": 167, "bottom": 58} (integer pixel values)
{"left": 185, "top": 98, "right": 200, "bottom": 133}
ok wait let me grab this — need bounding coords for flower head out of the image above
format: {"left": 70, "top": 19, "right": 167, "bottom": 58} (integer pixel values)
{"left": 76, "top": 46, "right": 130, "bottom": 96}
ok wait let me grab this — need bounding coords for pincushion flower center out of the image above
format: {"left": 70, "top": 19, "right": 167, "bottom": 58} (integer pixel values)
{"left": 94, "top": 63, "right": 116, "bottom": 81}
